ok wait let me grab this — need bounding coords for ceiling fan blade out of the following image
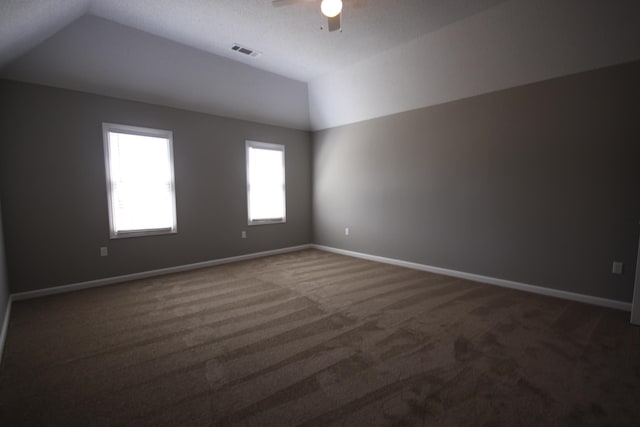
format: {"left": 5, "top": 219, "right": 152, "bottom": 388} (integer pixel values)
{"left": 327, "top": 13, "right": 341, "bottom": 32}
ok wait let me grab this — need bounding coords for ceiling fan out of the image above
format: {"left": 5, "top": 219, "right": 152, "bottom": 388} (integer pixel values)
{"left": 272, "top": 0, "right": 345, "bottom": 32}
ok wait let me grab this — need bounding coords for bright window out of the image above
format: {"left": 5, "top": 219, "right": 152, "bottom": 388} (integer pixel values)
{"left": 103, "top": 123, "right": 177, "bottom": 238}
{"left": 246, "top": 141, "right": 286, "bottom": 225}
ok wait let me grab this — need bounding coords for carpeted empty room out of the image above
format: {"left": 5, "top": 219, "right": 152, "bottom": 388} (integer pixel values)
{"left": 1, "top": 249, "right": 638, "bottom": 425}
{"left": 2, "top": 1, "right": 640, "bottom": 426}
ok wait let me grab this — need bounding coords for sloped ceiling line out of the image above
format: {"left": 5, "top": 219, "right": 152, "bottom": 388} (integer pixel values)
{"left": 0, "top": 0, "right": 90, "bottom": 68}
{"left": 1, "top": 0, "right": 640, "bottom": 130}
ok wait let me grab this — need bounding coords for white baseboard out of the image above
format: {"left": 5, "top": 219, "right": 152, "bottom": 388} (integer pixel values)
{"left": 0, "top": 295, "right": 12, "bottom": 363}
{"left": 313, "top": 244, "right": 632, "bottom": 312}
{"left": 12, "top": 244, "right": 312, "bottom": 301}
{"left": 8, "top": 242, "right": 632, "bottom": 312}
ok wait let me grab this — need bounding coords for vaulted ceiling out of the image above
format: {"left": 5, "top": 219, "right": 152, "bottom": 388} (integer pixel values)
{"left": 0, "top": 0, "right": 510, "bottom": 81}
{"left": 2, "top": 0, "right": 640, "bottom": 130}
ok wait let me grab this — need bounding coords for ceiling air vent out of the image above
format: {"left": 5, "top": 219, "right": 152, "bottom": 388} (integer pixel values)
{"left": 231, "top": 43, "right": 262, "bottom": 58}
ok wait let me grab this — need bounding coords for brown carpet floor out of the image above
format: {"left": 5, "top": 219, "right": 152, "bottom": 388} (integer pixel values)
{"left": 0, "top": 249, "right": 639, "bottom": 426}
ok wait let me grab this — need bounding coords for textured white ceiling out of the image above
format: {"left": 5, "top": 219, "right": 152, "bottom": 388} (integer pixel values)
{"left": 2, "top": 0, "right": 638, "bottom": 130}
{"left": 1, "top": 15, "right": 311, "bottom": 129}
{"left": 309, "top": 0, "right": 640, "bottom": 129}
{"left": 1, "top": 0, "right": 509, "bottom": 82}
{"left": 0, "top": 0, "right": 88, "bottom": 67}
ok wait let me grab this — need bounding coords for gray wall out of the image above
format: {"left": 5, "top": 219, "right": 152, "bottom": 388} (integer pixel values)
{"left": 0, "top": 198, "right": 9, "bottom": 330}
{"left": 0, "top": 80, "right": 312, "bottom": 293}
{"left": 313, "top": 60, "right": 640, "bottom": 303}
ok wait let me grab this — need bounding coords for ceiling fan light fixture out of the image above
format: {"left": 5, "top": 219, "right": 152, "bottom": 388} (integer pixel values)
{"left": 321, "top": 0, "right": 342, "bottom": 18}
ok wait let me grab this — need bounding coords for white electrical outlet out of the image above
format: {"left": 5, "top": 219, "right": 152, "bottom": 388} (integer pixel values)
{"left": 612, "top": 261, "right": 623, "bottom": 275}
{"left": 100, "top": 247, "right": 108, "bottom": 257}
{"left": 241, "top": 230, "right": 247, "bottom": 239}
{"left": 345, "top": 227, "right": 350, "bottom": 236}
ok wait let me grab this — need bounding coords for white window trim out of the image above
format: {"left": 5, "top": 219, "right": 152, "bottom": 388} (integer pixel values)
{"left": 246, "top": 140, "right": 286, "bottom": 226}
{"left": 103, "top": 122, "right": 178, "bottom": 239}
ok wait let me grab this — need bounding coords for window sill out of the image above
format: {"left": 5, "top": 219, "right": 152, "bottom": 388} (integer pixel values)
{"left": 248, "top": 219, "right": 286, "bottom": 226}
{"left": 110, "top": 228, "right": 177, "bottom": 239}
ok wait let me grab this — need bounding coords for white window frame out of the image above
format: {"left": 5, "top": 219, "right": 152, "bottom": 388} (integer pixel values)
{"left": 246, "top": 140, "right": 286, "bottom": 226}
{"left": 103, "top": 123, "right": 178, "bottom": 239}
